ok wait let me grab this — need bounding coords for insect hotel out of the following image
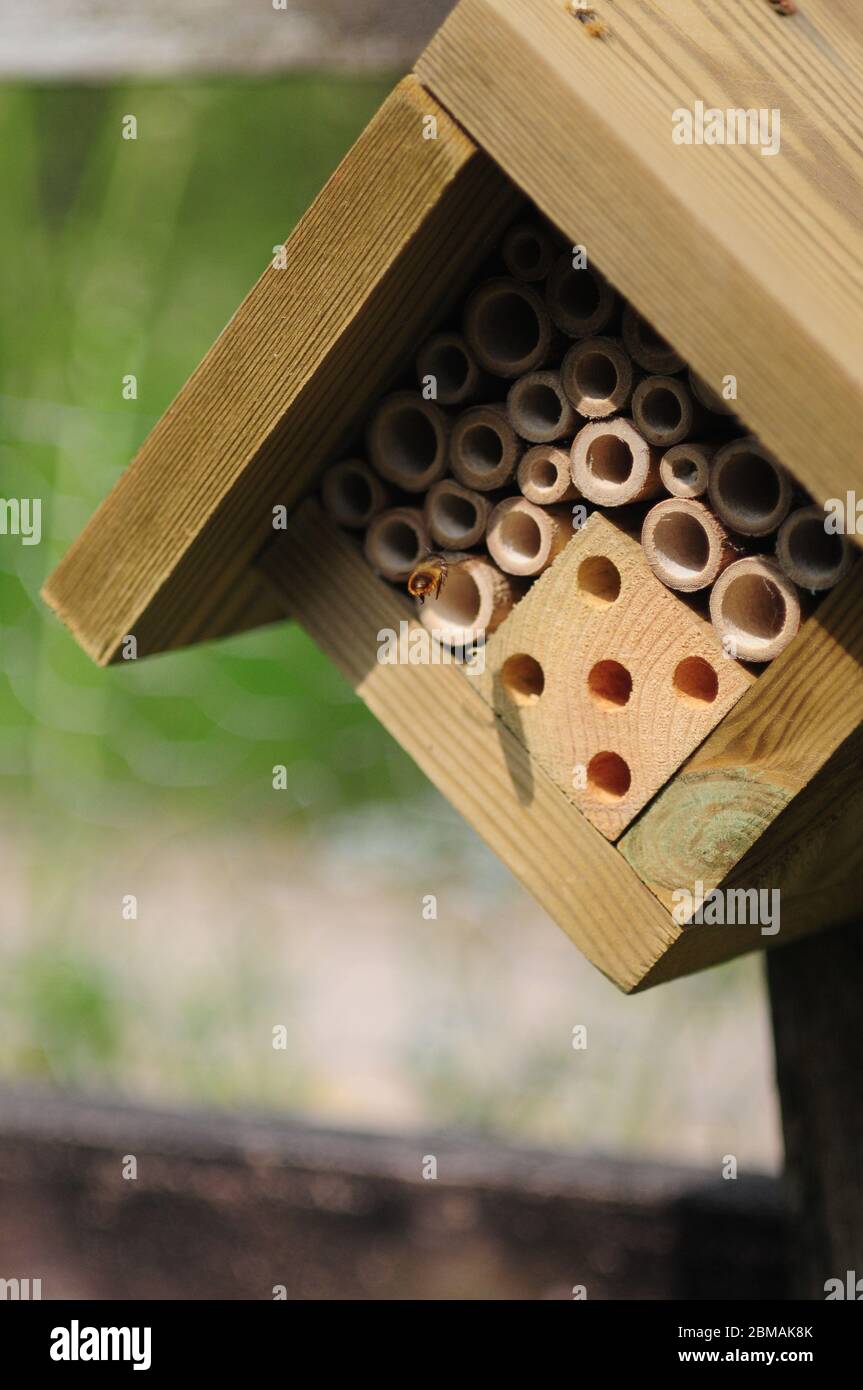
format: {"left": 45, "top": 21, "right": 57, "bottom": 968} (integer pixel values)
{"left": 42, "top": 0, "right": 863, "bottom": 996}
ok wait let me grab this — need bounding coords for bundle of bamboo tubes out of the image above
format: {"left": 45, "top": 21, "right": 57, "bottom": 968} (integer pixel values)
{"left": 319, "top": 215, "right": 852, "bottom": 664}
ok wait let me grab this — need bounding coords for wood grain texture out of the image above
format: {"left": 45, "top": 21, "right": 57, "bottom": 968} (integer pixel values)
{"left": 474, "top": 513, "right": 752, "bottom": 839}
{"left": 620, "top": 557, "right": 863, "bottom": 910}
{"left": 637, "top": 723, "right": 863, "bottom": 989}
{"left": 257, "top": 500, "right": 678, "bottom": 994}
{"left": 416, "top": 0, "right": 863, "bottom": 507}
{"left": 42, "top": 75, "right": 521, "bottom": 664}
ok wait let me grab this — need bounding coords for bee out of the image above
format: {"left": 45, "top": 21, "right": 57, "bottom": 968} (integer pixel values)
{"left": 407, "top": 553, "right": 448, "bottom": 604}
{"left": 567, "top": 2, "right": 609, "bottom": 37}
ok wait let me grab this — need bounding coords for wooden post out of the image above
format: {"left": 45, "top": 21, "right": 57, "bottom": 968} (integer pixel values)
{"left": 767, "top": 922, "right": 863, "bottom": 1298}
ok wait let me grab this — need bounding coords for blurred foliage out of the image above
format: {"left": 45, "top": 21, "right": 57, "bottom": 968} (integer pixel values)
{"left": 0, "top": 75, "right": 425, "bottom": 840}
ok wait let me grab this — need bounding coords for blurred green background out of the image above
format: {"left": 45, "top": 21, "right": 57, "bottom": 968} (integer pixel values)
{"left": 0, "top": 77, "right": 780, "bottom": 1170}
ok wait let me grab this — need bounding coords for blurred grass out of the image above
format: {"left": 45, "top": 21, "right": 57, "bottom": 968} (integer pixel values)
{"left": 0, "top": 75, "right": 425, "bottom": 840}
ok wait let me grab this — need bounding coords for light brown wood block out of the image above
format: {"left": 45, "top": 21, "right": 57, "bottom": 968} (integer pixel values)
{"left": 473, "top": 513, "right": 753, "bottom": 839}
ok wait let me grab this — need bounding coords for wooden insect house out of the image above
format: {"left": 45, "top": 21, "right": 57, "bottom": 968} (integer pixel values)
{"left": 43, "top": 0, "right": 863, "bottom": 993}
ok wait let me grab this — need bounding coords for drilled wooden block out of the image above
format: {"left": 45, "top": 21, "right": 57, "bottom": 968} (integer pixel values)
{"left": 474, "top": 514, "right": 755, "bottom": 839}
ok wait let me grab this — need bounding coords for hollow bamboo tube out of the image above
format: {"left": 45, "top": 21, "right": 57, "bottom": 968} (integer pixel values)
{"left": 506, "top": 370, "right": 578, "bottom": 443}
{"left": 622, "top": 305, "right": 685, "bottom": 374}
{"left": 641, "top": 498, "right": 736, "bottom": 593}
{"left": 424, "top": 478, "right": 492, "bottom": 550}
{"left": 464, "top": 277, "right": 556, "bottom": 378}
{"left": 561, "top": 336, "right": 634, "bottom": 419}
{"left": 545, "top": 254, "right": 617, "bottom": 338}
{"left": 321, "top": 458, "right": 389, "bottom": 530}
{"left": 709, "top": 556, "right": 801, "bottom": 663}
{"left": 659, "top": 442, "right": 714, "bottom": 499}
{"left": 486, "top": 497, "right": 572, "bottom": 577}
{"left": 517, "top": 444, "right": 579, "bottom": 505}
{"left": 632, "top": 374, "right": 700, "bottom": 448}
{"left": 415, "top": 331, "right": 489, "bottom": 407}
{"left": 417, "top": 553, "right": 520, "bottom": 648}
{"left": 689, "top": 368, "right": 734, "bottom": 417}
{"left": 708, "top": 436, "right": 793, "bottom": 537}
{"left": 570, "top": 418, "right": 662, "bottom": 506}
{"left": 367, "top": 391, "right": 449, "bottom": 493}
{"left": 501, "top": 220, "right": 558, "bottom": 282}
{"left": 776, "top": 505, "right": 854, "bottom": 593}
{"left": 363, "top": 506, "right": 430, "bottom": 583}
{"left": 450, "top": 403, "right": 523, "bottom": 491}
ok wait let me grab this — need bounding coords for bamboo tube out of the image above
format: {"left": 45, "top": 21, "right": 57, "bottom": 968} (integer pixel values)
{"left": 632, "top": 374, "right": 700, "bottom": 448}
{"left": 622, "top": 305, "right": 685, "bottom": 374}
{"left": 560, "top": 336, "right": 634, "bottom": 419}
{"left": 641, "top": 498, "right": 736, "bottom": 593}
{"left": 708, "top": 436, "right": 793, "bottom": 537}
{"left": 506, "top": 370, "right": 577, "bottom": 443}
{"left": 570, "top": 418, "right": 662, "bottom": 506}
{"left": 545, "top": 254, "right": 617, "bottom": 337}
{"left": 689, "top": 368, "right": 734, "bottom": 417}
{"left": 424, "top": 478, "right": 492, "bottom": 550}
{"left": 363, "top": 506, "right": 430, "bottom": 583}
{"left": 486, "top": 497, "right": 571, "bottom": 577}
{"left": 659, "top": 442, "right": 714, "bottom": 499}
{"left": 501, "top": 220, "right": 558, "bottom": 282}
{"left": 517, "top": 444, "right": 579, "bottom": 505}
{"left": 776, "top": 505, "right": 854, "bottom": 592}
{"left": 464, "top": 277, "right": 556, "bottom": 378}
{"left": 709, "top": 556, "right": 801, "bottom": 663}
{"left": 321, "top": 458, "right": 389, "bottom": 530}
{"left": 367, "top": 391, "right": 449, "bottom": 493}
{"left": 450, "top": 403, "right": 523, "bottom": 491}
{"left": 416, "top": 331, "right": 489, "bottom": 407}
{"left": 417, "top": 553, "right": 520, "bottom": 648}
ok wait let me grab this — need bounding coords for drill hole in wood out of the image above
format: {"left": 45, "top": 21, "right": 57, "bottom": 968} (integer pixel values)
{"left": 672, "top": 655, "right": 719, "bottom": 706}
{"left": 500, "top": 652, "right": 545, "bottom": 705}
{"left": 587, "top": 750, "right": 632, "bottom": 801}
{"left": 577, "top": 555, "right": 622, "bottom": 607}
{"left": 588, "top": 659, "right": 633, "bottom": 710}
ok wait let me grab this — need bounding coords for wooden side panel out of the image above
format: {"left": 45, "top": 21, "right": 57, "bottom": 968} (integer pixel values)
{"left": 42, "top": 76, "right": 521, "bottom": 664}
{"left": 416, "top": 0, "right": 863, "bottom": 506}
{"left": 257, "top": 500, "right": 678, "bottom": 994}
